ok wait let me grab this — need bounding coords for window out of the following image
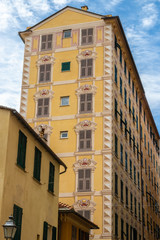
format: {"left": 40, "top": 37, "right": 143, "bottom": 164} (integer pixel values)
{"left": 115, "top": 213, "right": 118, "bottom": 237}
{"left": 120, "top": 144, "right": 123, "bottom": 165}
{"left": 115, "top": 65, "right": 117, "bottom": 84}
{"left": 136, "top": 90, "right": 138, "bottom": 103}
{"left": 120, "top": 109, "right": 123, "bottom": 129}
{"left": 136, "top": 115, "right": 138, "bottom": 130}
{"left": 125, "top": 152, "right": 128, "bottom": 171}
{"left": 115, "top": 173, "right": 118, "bottom": 196}
{"left": 128, "top": 71, "right": 130, "bottom": 85}
{"left": 39, "top": 64, "right": 51, "bottom": 83}
{"left": 43, "top": 222, "right": 48, "bottom": 240}
{"left": 129, "top": 98, "right": 131, "bottom": 114}
{"left": 33, "top": 147, "right": 41, "bottom": 182}
{"left": 124, "top": 60, "right": 126, "bottom": 75}
{"left": 120, "top": 77, "right": 122, "bottom": 95}
{"left": 138, "top": 202, "right": 141, "bottom": 221}
{"left": 138, "top": 172, "right": 140, "bottom": 189}
{"left": 130, "top": 226, "right": 133, "bottom": 240}
{"left": 115, "top": 134, "right": 118, "bottom": 157}
{"left": 71, "top": 226, "right": 77, "bottom": 240}
{"left": 134, "top": 166, "right": 136, "bottom": 184}
{"left": 78, "top": 169, "right": 91, "bottom": 192}
{"left": 81, "top": 59, "right": 93, "bottom": 78}
{"left": 121, "top": 219, "right": 124, "bottom": 240}
{"left": 61, "top": 96, "right": 69, "bottom": 106}
{"left": 126, "top": 186, "right": 128, "bottom": 207}
{"left": 52, "top": 226, "right": 56, "bottom": 240}
{"left": 115, "top": 99, "right": 118, "bottom": 119}
{"left": 60, "top": 131, "right": 68, "bottom": 139}
{"left": 132, "top": 81, "right": 134, "bottom": 95}
{"left": 41, "top": 34, "right": 52, "bottom": 51}
{"left": 81, "top": 28, "right": 93, "bottom": 45}
{"left": 126, "top": 223, "right": 129, "bottom": 240}
{"left": 125, "top": 119, "right": 127, "bottom": 138}
{"left": 144, "top": 134, "right": 146, "bottom": 148}
{"left": 132, "top": 106, "right": 135, "bottom": 122}
{"left": 129, "top": 128, "right": 131, "bottom": 146}
{"left": 79, "top": 130, "right": 92, "bottom": 151}
{"left": 140, "top": 125, "right": 142, "bottom": 139}
{"left": 146, "top": 185, "right": 148, "bottom": 202}
{"left": 48, "top": 162, "right": 55, "bottom": 193}
{"left": 13, "top": 204, "right": 23, "bottom": 240}
{"left": 77, "top": 210, "right": 90, "bottom": 220}
{"left": 37, "top": 98, "right": 49, "bottom": 118}
{"left": 63, "top": 29, "right": 71, "bottom": 38}
{"left": 80, "top": 93, "right": 92, "bottom": 113}
{"left": 61, "top": 62, "right": 70, "bottom": 72}
{"left": 130, "top": 159, "right": 132, "bottom": 179}
{"left": 120, "top": 180, "right": 123, "bottom": 202}
{"left": 130, "top": 192, "right": 133, "bottom": 213}
{"left": 134, "top": 197, "right": 137, "bottom": 217}
{"left": 17, "top": 130, "right": 27, "bottom": 169}
{"left": 124, "top": 88, "right": 127, "bottom": 105}
{"left": 120, "top": 48, "right": 122, "bottom": 64}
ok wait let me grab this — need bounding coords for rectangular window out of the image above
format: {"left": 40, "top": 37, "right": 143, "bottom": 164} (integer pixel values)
{"left": 140, "top": 125, "right": 142, "bottom": 139}
{"left": 79, "top": 130, "right": 92, "bottom": 151}
{"left": 146, "top": 185, "right": 148, "bottom": 202}
{"left": 37, "top": 98, "right": 49, "bottom": 118}
{"left": 125, "top": 152, "right": 128, "bottom": 172}
{"left": 61, "top": 96, "right": 69, "bottom": 106}
{"left": 80, "top": 93, "right": 92, "bottom": 113}
{"left": 120, "top": 144, "right": 123, "bottom": 165}
{"left": 61, "top": 62, "right": 70, "bottom": 72}
{"left": 138, "top": 172, "right": 140, "bottom": 189}
{"left": 130, "top": 192, "right": 133, "bottom": 213}
{"left": 121, "top": 180, "right": 123, "bottom": 202}
{"left": 134, "top": 197, "right": 137, "bottom": 217}
{"left": 115, "top": 173, "right": 118, "bottom": 196}
{"left": 81, "top": 59, "right": 93, "bottom": 78}
{"left": 124, "top": 88, "right": 127, "bottom": 105}
{"left": 48, "top": 162, "right": 55, "bottom": 193}
{"left": 129, "top": 98, "right": 131, "bottom": 114}
{"left": 132, "top": 81, "right": 134, "bottom": 95}
{"left": 39, "top": 64, "right": 51, "bottom": 83}
{"left": 17, "top": 130, "right": 27, "bottom": 169}
{"left": 63, "top": 29, "right": 71, "bottom": 38}
{"left": 136, "top": 90, "right": 138, "bottom": 103}
{"left": 41, "top": 34, "right": 52, "bottom": 51}
{"left": 124, "top": 60, "right": 126, "bottom": 75}
{"left": 138, "top": 202, "right": 141, "bottom": 221}
{"left": 78, "top": 169, "right": 91, "bottom": 192}
{"left": 77, "top": 210, "right": 90, "bottom": 220}
{"left": 43, "top": 221, "right": 48, "bottom": 240}
{"left": 142, "top": 179, "right": 144, "bottom": 195}
{"left": 130, "top": 226, "right": 133, "bottom": 240}
{"left": 115, "top": 65, "right": 117, "bottom": 84}
{"left": 126, "top": 186, "right": 128, "bottom": 207}
{"left": 120, "top": 48, "right": 122, "bottom": 63}
{"left": 115, "top": 99, "right": 118, "bottom": 119}
{"left": 13, "top": 204, "right": 23, "bottom": 240}
{"left": 60, "top": 131, "right": 68, "bottom": 139}
{"left": 52, "top": 226, "right": 56, "bottom": 240}
{"left": 121, "top": 219, "right": 124, "bottom": 240}
{"left": 81, "top": 28, "right": 93, "bottom": 45}
{"left": 130, "top": 159, "right": 132, "bottom": 179}
{"left": 120, "top": 77, "right": 122, "bottom": 95}
{"left": 132, "top": 106, "right": 135, "bottom": 122}
{"left": 136, "top": 115, "right": 138, "bottom": 130}
{"left": 71, "top": 226, "right": 77, "bottom": 240}
{"left": 145, "top": 159, "right": 147, "bottom": 174}
{"left": 126, "top": 223, "right": 129, "bottom": 240}
{"left": 133, "top": 135, "right": 135, "bottom": 153}
{"left": 115, "top": 213, "right": 118, "bottom": 236}
{"left": 33, "top": 147, "right": 41, "bottom": 182}
{"left": 128, "top": 71, "right": 130, "bottom": 85}
{"left": 144, "top": 134, "right": 146, "bottom": 148}
{"left": 115, "top": 134, "right": 118, "bottom": 157}
{"left": 134, "top": 166, "right": 136, "bottom": 184}
{"left": 129, "top": 128, "right": 131, "bottom": 146}
{"left": 125, "top": 119, "right": 127, "bottom": 138}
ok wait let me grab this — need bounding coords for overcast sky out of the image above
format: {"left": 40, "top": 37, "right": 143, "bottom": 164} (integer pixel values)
{"left": 0, "top": 0, "right": 160, "bottom": 132}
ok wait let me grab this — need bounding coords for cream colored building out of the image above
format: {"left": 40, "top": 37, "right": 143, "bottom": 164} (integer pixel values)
{"left": 19, "top": 6, "right": 160, "bottom": 240}
{"left": 0, "top": 106, "right": 66, "bottom": 240}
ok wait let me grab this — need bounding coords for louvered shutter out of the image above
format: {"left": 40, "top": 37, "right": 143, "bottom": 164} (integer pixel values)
{"left": 46, "top": 64, "right": 51, "bottom": 82}
{"left": 78, "top": 169, "right": 84, "bottom": 191}
{"left": 47, "top": 34, "right": 52, "bottom": 50}
{"left": 85, "top": 169, "right": 91, "bottom": 191}
{"left": 84, "top": 210, "right": 90, "bottom": 220}
{"left": 80, "top": 94, "right": 85, "bottom": 112}
{"left": 41, "top": 35, "right": 46, "bottom": 50}
{"left": 81, "top": 59, "right": 86, "bottom": 77}
{"left": 44, "top": 98, "right": 49, "bottom": 116}
{"left": 40, "top": 65, "right": 45, "bottom": 82}
{"left": 87, "top": 59, "right": 93, "bottom": 77}
{"left": 37, "top": 99, "right": 43, "bottom": 117}
{"left": 88, "top": 28, "right": 93, "bottom": 44}
{"left": 86, "top": 94, "right": 92, "bottom": 112}
{"left": 81, "top": 29, "right": 87, "bottom": 44}
{"left": 86, "top": 130, "right": 91, "bottom": 150}
{"left": 79, "top": 131, "right": 85, "bottom": 150}
{"left": 33, "top": 147, "right": 41, "bottom": 181}
{"left": 43, "top": 222, "right": 48, "bottom": 240}
{"left": 13, "top": 205, "right": 23, "bottom": 240}
{"left": 52, "top": 226, "right": 56, "bottom": 240}
{"left": 17, "top": 130, "right": 27, "bottom": 169}
{"left": 48, "top": 162, "right": 55, "bottom": 192}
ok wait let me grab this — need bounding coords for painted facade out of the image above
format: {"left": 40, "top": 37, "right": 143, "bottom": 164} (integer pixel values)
{"left": 19, "top": 6, "right": 160, "bottom": 240}
{"left": 0, "top": 106, "right": 66, "bottom": 240}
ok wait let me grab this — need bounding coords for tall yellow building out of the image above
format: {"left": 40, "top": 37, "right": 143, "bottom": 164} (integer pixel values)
{"left": 19, "top": 6, "right": 160, "bottom": 240}
{"left": 0, "top": 106, "right": 66, "bottom": 240}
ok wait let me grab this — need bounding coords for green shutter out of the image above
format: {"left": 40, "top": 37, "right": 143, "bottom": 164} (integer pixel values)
{"left": 43, "top": 222, "right": 48, "bottom": 240}
{"left": 17, "top": 130, "right": 27, "bottom": 169}
{"left": 115, "top": 65, "right": 117, "bottom": 84}
{"left": 48, "top": 162, "right": 55, "bottom": 192}
{"left": 33, "top": 147, "right": 41, "bottom": 181}
{"left": 13, "top": 205, "right": 23, "bottom": 240}
{"left": 52, "top": 226, "right": 56, "bottom": 240}
{"left": 61, "top": 62, "right": 70, "bottom": 71}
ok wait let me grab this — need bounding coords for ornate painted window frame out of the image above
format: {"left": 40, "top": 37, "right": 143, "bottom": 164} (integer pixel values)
{"left": 34, "top": 124, "right": 53, "bottom": 144}
{"left": 76, "top": 50, "right": 97, "bottom": 80}
{"left": 34, "top": 89, "right": 54, "bottom": 119}
{"left": 74, "top": 120, "right": 97, "bottom": 152}
{"left": 36, "top": 55, "right": 55, "bottom": 85}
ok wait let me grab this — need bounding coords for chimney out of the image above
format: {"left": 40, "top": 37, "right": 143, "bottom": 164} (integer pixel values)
{"left": 81, "top": 5, "right": 88, "bottom": 11}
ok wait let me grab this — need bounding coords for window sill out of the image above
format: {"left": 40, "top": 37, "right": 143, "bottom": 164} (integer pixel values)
{"left": 16, "top": 163, "right": 27, "bottom": 173}
{"left": 74, "top": 150, "right": 95, "bottom": 156}
{"left": 61, "top": 70, "right": 71, "bottom": 73}
{"left": 75, "top": 191, "right": 94, "bottom": 196}
{"left": 76, "top": 113, "right": 95, "bottom": 118}
{"left": 48, "top": 190, "right": 55, "bottom": 196}
{"left": 79, "top": 44, "right": 95, "bottom": 49}
{"left": 33, "top": 177, "right": 42, "bottom": 185}
{"left": 60, "top": 104, "right": 70, "bottom": 107}
{"left": 77, "top": 77, "right": 96, "bottom": 81}
{"left": 36, "top": 82, "right": 52, "bottom": 86}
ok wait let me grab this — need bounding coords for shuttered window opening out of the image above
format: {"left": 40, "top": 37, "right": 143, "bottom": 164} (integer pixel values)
{"left": 81, "top": 59, "right": 93, "bottom": 78}
{"left": 43, "top": 222, "right": 48, "bottom": 240}
{"left": 48, "top": 162, "right": 55, "bottom": 193}
{"left": 81, "top": 28, "right": 93, "bottom": 45}
{"left": 37, "top": 98, "right": 49, "bottom": 118}
{"left": 79, "top": 130, "right": 92, "bottom": 151}
{"left": 52, "top": 226, "right": 56, "bottom": 240}
{"left": 78, "top": 169, "right": 91, "bottom": 192}
{"left": 33, "top": 147, "right": 41, "bottom": 182}
{"left": 17, "top": 130, "right": 27, "bottom": 169}
{"left": 13, "top": 204, "right": 23, "bottom": 240}
{"left": 61, "top": 62, "right": 70, "bottom": 72}
{"left": 39, "top": 64, "right": 51, "bottom": 83}
{"left": 41, "top": 34, "right": 52, "bottom": 51}
{"left": 71, "top": 226, "right": 77, "bottom": 240}
{"left": 80, "top": 93, "right": 92, "bottom": 113}
{"left": 77, "top": 210, "right": 91, "bottom": 220}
